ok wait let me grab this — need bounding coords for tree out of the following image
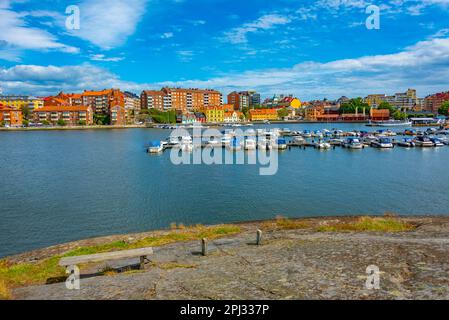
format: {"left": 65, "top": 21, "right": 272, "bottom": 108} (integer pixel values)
{"left": 0, "top": 121, "right": 6, "bottom": 127}
{"left": 378, "top": 101, "right": 396, "bottom": 114}
{"left": 277, "top": 108, "right": 289, "bottom": 119}
{"left": 23, "top": 119, "right": 29, "bottom": 127}
{"left": 78, "top": 120, "right": 86, "bottom": 126}
{"left": 94, "top": 114, "right": 110, "bottom": 125}
{"left": 393, "top": 110, "right": 407, "bottom": 120}
{"left": 57, "top": 119, "right": 66, "bottom": 126}
{"left": 339, "top": 98, "right": 370, "bottom": 114}
{"left": 41, "top": 120, "right": 50, "bottom": 125}
{"left": 21, "top": 105, "right": 31, "bottom": 120}
{"left": 438, "top": 101, "right": 449, "bottom": 116}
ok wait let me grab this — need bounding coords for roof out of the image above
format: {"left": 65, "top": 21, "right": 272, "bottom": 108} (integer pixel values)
{"left": 34, "top": 106, "right": 90, "bottom": 112}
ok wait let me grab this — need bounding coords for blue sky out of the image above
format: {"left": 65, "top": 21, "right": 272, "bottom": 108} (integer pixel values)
{"left": 0, "top": 0, "right": 449, "bottom": 100}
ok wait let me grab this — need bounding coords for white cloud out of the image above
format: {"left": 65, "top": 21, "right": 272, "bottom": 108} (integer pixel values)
{"left": 160, "top": 32, "right": 174, "bottom": 39}
{"left": 89, "top": 54, "right": 124, "bottom": 62}
{"left": 223, "top": 14, "right": 293, "bottom": 44}
{"left": 69, "top": 0, "right": 148, "bottom": 49}
{"left": 0, "top": 6, "right": 79, "bottom": 61}
{"left": 2, "top": 32, "right": 449, "bottom": 100}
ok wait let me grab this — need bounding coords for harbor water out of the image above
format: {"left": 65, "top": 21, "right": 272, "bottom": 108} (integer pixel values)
{"left": 1, "top": 123, "right": 448, "bottom": 257}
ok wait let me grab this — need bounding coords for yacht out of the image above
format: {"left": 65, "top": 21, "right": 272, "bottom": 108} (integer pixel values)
{"left": 313, "top": 140, "right": 331, "bottom": 149}
{"left": 371, "top": 137, "right": 394, "bottom": 148}
{"left": 148, "top": 141, "right": 163, "bottom": 153}
{"left": 397, "top": 138, "right": 415, "bottom": 148}
{"left": 342, "top": 137, "right": 364, "bottom": 149}
{"left": 244, "top": 138, "right": 257, "bottom": 150}
{"left": 415, "top": 136, "right": 434, "bottom": 147}
{"left": 430, "top": 137, "right": 444, "bottom": 147}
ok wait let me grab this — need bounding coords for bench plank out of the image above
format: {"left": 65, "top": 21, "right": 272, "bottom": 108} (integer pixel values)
{"left": 59, "top": 247, "right": 153, "bottom": 266}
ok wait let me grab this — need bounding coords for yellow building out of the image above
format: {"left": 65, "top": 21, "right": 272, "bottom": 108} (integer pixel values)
{"left": 365, "top": 94, "right": 386, "bottom": 107}
{"left": 248, "top": 109, "right": 278, "bottom": 121}
{"left": 0, "top": 96, "right": 44, "bottom": 111}
{"left": 290, "top": 98, "right": 302, "bottom": 108}
{"left": 204, "top": 106, "right": 225, "bottom": 123}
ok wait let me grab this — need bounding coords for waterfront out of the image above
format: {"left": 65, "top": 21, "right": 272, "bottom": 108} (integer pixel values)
{"left": 1, "top": 123, "right": 449, "bottom": 257}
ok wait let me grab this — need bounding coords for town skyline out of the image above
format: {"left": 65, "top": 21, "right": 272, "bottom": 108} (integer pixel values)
{"left": 1, "top": 0, "right": 449, "bottom": 99}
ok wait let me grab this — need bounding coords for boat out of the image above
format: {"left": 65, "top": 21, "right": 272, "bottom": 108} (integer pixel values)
{"left": 228, "top": 137, "right": 242, "bottom": 151}
{"left": 181, "top": 136, "right": 194, "bottom": 152}
{"left": 396, "top": 138, "right": 415, "bottom": 148}
{"left": 302, "top": 130, "right": 311, "bottom": 138}
{"left": 257, "top": 137, "right": 268, "bottom": 150}
{"left": 148, "top": 141, "right": 163, "bottom": 153}
{"left": 429, "top": 137, "right": 444, "bottom": 147}
{"left": 367, "top": 120, "right": 412, "bottom": 127}
{"left": 328, "top": 138, "right": 344, "bottom": 146}
{"left": 292, "top": 136, "right": 306, "bottom": 145}
{"left": 371, "top": 137, "right": 394, "bottom": 148}
{"left": 270, "top": 138, "right": 287, "bottom": 150}
{"left": 333, "top": 130, "right": 343, "bottom": 137}
{"left": 438, "top": 136, "right": 449, "bottom": 145}
{"left": 313, "top": 140, "right": 331, "bottom": 149}
{"left": 342, "top": 137, "right": 364, "bottom": 149}
{"left": 221, "top": 134, "right": 232, "bottom": 146}
{"left": 404, "top": 128, "right": 416, "bottom": 136}
{"left": 280, "top": 128, "right": 292, "bottom": 136}
{"left": 414, "top": 136, "right": 434, "bottom": 147}
{"left": 312, "top": 130, "right": 323, "bottom": 138}
{"left": 244, "top": 138, "right": 257, "bottom": 150}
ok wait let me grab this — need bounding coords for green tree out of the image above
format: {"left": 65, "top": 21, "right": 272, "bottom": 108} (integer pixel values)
{"left": 57, "top": 119, "right": 66, "bottom": 126}
{"left": 277, "top": 108, "right": 289, "bottom": 119}
{"left": 23, "top": 119, "right": 29, "bottom": 127}
{"left": 339, "top": 98, "right": 370, "bottom": 114}
{"left": 0, "top": 121, "right": 6, "bottom": 127}
{"left": 393, "top": 110, "right": 407, "bottom": 120}
{"left": 378, "top": 101, "right": 396, "bottom": 114}
{"left": 78, "top": 120, "right": 86, "bottom": 126}
{"left": 41, "top": 120, "right": 50, "bottom": 125}
{"left": 21, "top": 105, "right": 31, "bottom": 120}
{"left": 438, "top": 101, "right": 449, "bottom": 116}
{"left": 93, "top": 114, "right": 110, "bottom": 125}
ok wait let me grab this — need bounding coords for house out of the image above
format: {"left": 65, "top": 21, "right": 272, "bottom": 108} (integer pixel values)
{"left": 0, "top": 104, "right": 23, "bottom": 127}
{"left": 204, "top": 106, "right": 224, "bottom": 123}
{"left": 248, "top": 109, "right": 278, "bottom": 121}
{"left": 194, "top": 112, "right": 206, "bottom": 123}
{"left": 33, "top": 105, "right": 93, "bottom": 126}
{"left": 224, "top": 111, "right": 244, "bottom": 123}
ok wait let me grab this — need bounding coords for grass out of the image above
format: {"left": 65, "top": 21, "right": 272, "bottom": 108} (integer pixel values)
{"left": 316, "top": 216, "right": 415, "bottom": 232}
{"left": 0, "top": 224, "right": 241, "bottom": 293}
{"left": 0, "top": 279, "right": 11, "bottom": 300}
{"left": 262, "top": 216, "right": 310, "bottom": 230}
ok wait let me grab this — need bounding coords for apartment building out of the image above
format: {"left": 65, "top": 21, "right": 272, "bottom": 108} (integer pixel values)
{"left": 33, "top": 105, "right": 93, "bottom": 125}
{"left": 424, "top": 91, "right": 449, "bottom": 113}
{"left": 0, "top": 95, "right": 44, "bottom": 111}
{"left": 204, "top": 106, "right": 225, "bottom": 123}
{"left": 248, "top": 109, "right": 278, "bottom": 121}
{"left": 365, "top": 89, "right": 421, "bottom": 110}
{"left": 227, "top": 91, "right": 261, "bottom": 110}
{"left": 141, "top": 87, "right": 222, "bottom": 112}
{"left": 0, "top": 103, "right": 23, "bottom": 126}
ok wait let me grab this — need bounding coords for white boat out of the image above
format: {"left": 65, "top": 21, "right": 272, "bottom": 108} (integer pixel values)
{"left": 313, "top": 140, "right": 331, "bottom": 149}
{"left": 228, "top": 137, "right": 243, "bottom": 151}
{"left": 312, "top": 130, "right": 323, "bottom": 138}
{"left": 329, "top": 138, "right": 344, "bottom": 146}
{"left": 343, "top": 138, "right": 364, "bottom": 149}
{"left": 397, "top": 138, "right": 415, "bottom": 148}
{"left": 181, "top": 136, "right": 194, "bottom": 152}
{"left": 148, "top": 141, "right": 163, "bottom": 153}
{"left": 221, "top": 134, "right": 232, "bottom": 146}
{"left": 429, "top": 137, "right": 444, "bottom": 147}
{"left": 367, "top": 120, "right": 412, "bottom": 127}
{"left": 270, "top": 138, "right": 288, "bottom": 150}
{"left": 257, "top": 138, "right": 268, "bottom": 150}
{"left": 302, "top": 130, "right": 312, "bottom": 138}
{"left": 244, "top": 138, "right": 257, "bottom": 150}
{"left": 414, "top": 136, "right": 434, "bottom": 147}
{"left": 371, "top": 137, "right": 394, "bottom": 148}
{"left": 292, "top": 136, "right": 306, "bottom": 145}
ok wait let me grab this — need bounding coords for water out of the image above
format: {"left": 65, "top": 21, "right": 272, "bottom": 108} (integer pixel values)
{"left": 1, "top": 124, "right": 448, "bottom": 257}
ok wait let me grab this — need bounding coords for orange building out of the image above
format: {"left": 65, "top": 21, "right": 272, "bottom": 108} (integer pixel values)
{"left": 370, "top": 109, "right": 390, "bottom": 121}
{"left": 141, "top": 87, "right": 222, "bottom": 112}
{"left": 248, "top": 109, "right": 278, "bottom": 121}
{"left": 33, "top": 105, "right": 93, "bottom": 126}
{"left": 0, "top": 104, "right": 23, "bottom": 127}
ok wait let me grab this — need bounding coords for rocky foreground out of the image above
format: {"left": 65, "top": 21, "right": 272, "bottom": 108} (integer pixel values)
{"left": 10, "top": 216, "right": 449, "bottom": 300}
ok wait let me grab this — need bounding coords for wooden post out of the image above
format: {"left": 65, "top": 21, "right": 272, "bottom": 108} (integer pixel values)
{"left": 256, "top": 229, "right": 262, "bottom": 246}
{"left": 201, "top": 238, "right": 208, "bottom": 256}
{"left": 140, "top": 256, "right": 146, "bottom": 270}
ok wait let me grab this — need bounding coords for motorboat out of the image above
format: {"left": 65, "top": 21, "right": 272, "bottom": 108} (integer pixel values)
{"left": 281, "top": 128, "right": 292, "bottom": 136}
{"left": 397, "top": 138, "right": 415, "bottom": 148}
{"left": 292, "top": 136, "right": 306, "bottom": 145}
{"left": 313, "top": 140, "right": 331, "bottom": 149}
{"left": 148, "top": 141, "right": 163, "bottom": 153}
{"left": 371, "top": 137, "right": 394, "bottom": 148}
{"left": 244, "top": 138, "right": 257, "bottom": 150}
{"left": 328, "top": 138, "right": 344, "bottom": 146}
{"left": 342, "top": 137, "right": 364, "bottom": 149}
{"left": 429, "top": 137, "right": 444, "bottom": 147}
{"left": 221, "top": 134, "right": 232, "bottom": 146}
{"left": 270, "top": 138, "right": 288, "bottom": 150}
{"left": 302, "top": 130, "right": 312, "bottom": 138}
{"left": 415, "top": 136, "right": 434, "bottom": 147}
{"left": 312, "top": 130, "right": 323, "bottom": 138}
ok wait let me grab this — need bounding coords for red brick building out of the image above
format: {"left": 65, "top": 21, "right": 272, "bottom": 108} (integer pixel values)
{"left": 425, "top": 91, "right": 449, "bottom": 114}
{"left": 33, "top": 105, "right": 93, "bottom": 126}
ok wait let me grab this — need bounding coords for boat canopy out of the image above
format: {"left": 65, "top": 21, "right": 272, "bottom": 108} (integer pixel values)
{"left": 149, "top": 141, "right": 161, "bottom": 147}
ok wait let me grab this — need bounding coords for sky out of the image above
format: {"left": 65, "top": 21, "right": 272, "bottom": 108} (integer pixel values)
{"left": 0, "top": 0, "right": 449, "bottom": 100}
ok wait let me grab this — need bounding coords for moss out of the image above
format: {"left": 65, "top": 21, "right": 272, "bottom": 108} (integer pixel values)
{"left": 0, "top": 224, "right": 241, "bottom": 292}
{"left": 316, "top": 217, "right": 415, "bottom": 232}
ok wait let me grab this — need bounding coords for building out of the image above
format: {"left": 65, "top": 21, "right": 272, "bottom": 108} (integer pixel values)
{"left": 365, "top": 89, "right": 421, "bottom": 110}
{"left": 204, "top": 106, "right": 225, "bottom": 123}
{"left": 0, "top": 103, "right": 23, "bottom": 126}
{"left": 248, "top": 109, "right": 278, "bottom": 121}
{"left": 141, "top": 88, "right": 222, "bottom": 112}
{"left": 0, "top": 95, "right": 44, "bottom": 111}
{"left": 224, "top": 110, "right": 244, "bottom": 123}
{"left": 33, "top": 105, "right": 93, "bottom": 126}
{"left": 124, "top": 91, "right": 141, "bottom": 124}
{"left": 365, "top": 94, "right": 386, "bottom": 108}
{"left": 370, "top": 109, "right": 390, "bottom": 121}
{"left": 227, "top": 91, "right": 260, "bottom": 110}
{"left": 424, "top": 91, "right": 449, "bottom": 114}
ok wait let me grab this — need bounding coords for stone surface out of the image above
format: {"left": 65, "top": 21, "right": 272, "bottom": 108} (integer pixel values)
{"left": 12, "top": 217, "right": 449, "bottom": 300}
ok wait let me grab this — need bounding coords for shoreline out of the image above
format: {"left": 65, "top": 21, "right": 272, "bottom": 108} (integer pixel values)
{"left": 3, "top": 214, "right": 447, "bottom": 263}
{"left": 4, "top": 215, "right": 448, "bottom": 300}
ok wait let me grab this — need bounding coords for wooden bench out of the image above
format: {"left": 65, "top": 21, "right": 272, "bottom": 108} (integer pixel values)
{"left": 59, "top": 247, "right": 154, "bottom": 271}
